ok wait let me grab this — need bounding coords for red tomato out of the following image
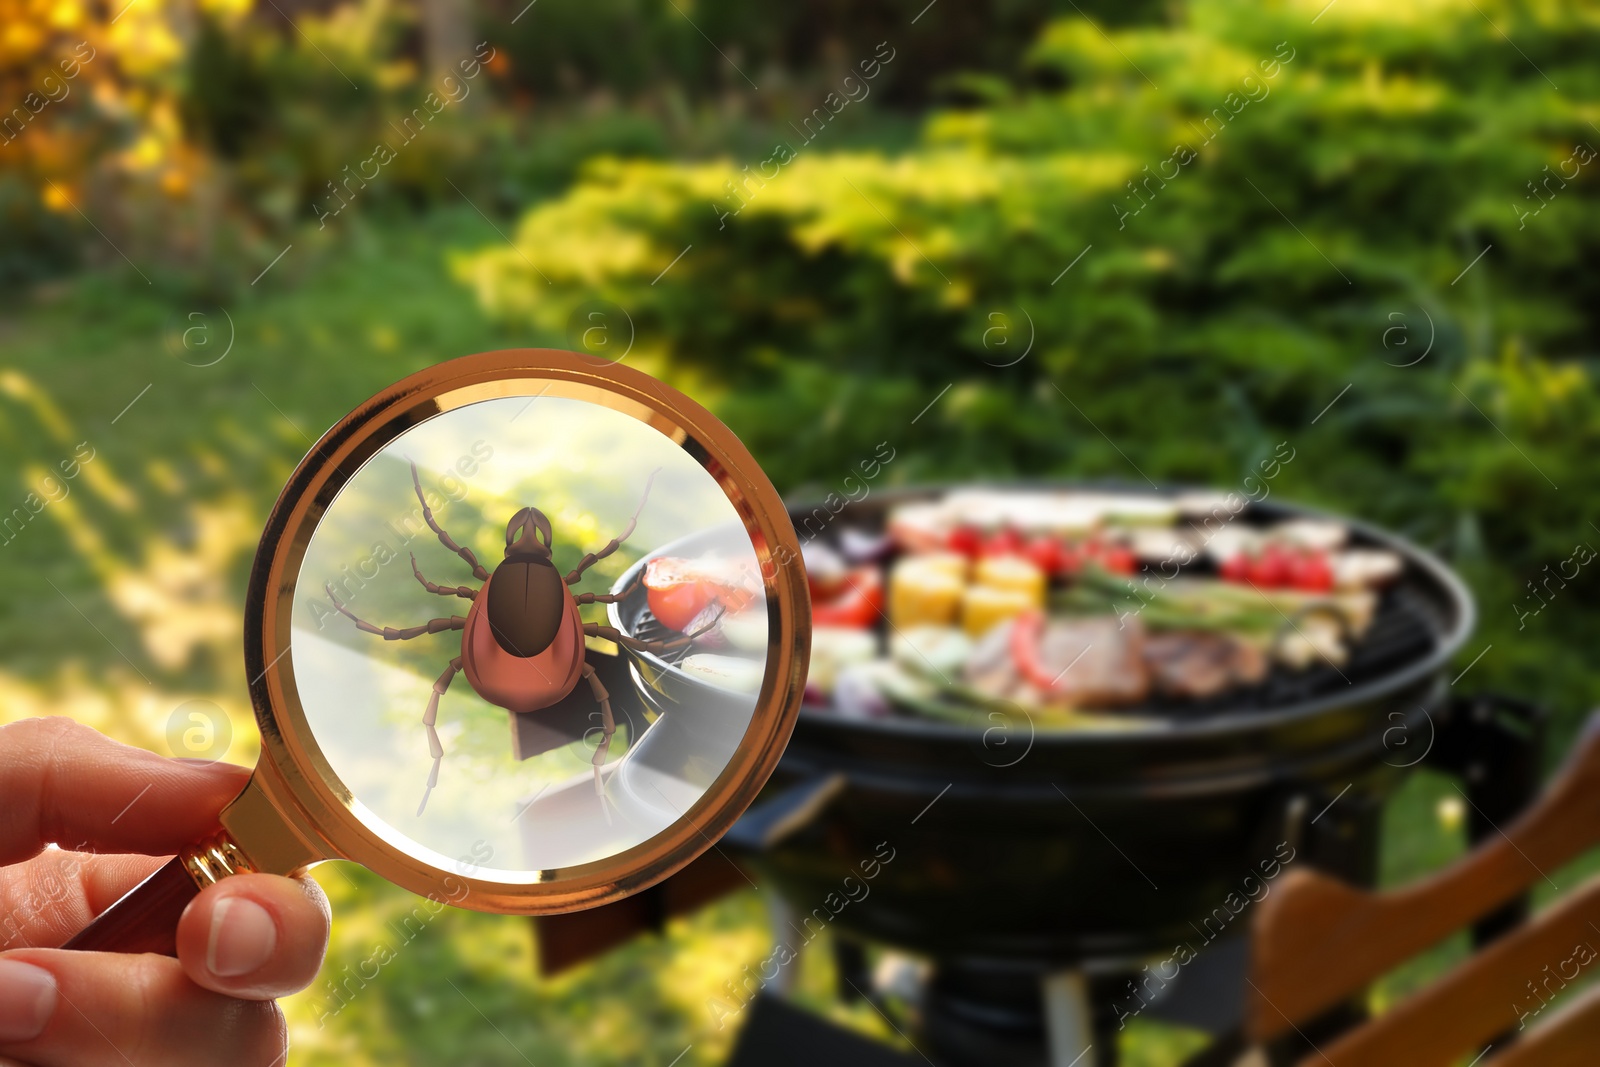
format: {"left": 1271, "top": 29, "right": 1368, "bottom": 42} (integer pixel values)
{"left": 1291, "top": 549, "right": 1335, "bottom": 592}
{"left": 644, "top": 557, "right": 756, "bottom": 632}
{"left": 1025, "top": 535, "right": 1066, "bottom": 576}
{"left": 813, "top": 567, "right": 885, "bottom": 628}
{"left": 983, "top": 526, "right": 1026, "bottom": 558}
{"left": 947, "top": 525, "right": 983, "bottom": 559}
{"left": 1097, "top": 544, "right": 1138, "bottom": 576}
{"left": 1249, "top": 545, "right": 1294, "bottom": 588}
{"left": 1220, "top": 552, "right": 1252, "bottom": 583}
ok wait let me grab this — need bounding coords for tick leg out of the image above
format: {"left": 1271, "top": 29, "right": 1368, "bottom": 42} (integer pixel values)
{"left": 573, "top": 570, "right": 643, "bottom": 607}
{"left": 564, "top": 468, "right": 662, "bottom": 585}
{"left": 325, "top": 583, "right": 465, "bottom": 640}
{"left": 411, "top": 553, "right": 478, "bottom": 600}
{"left": 417, "top": 656, "right": 463, "bottom": 816}
{"left": 584, "top": 607, "right": 722, "bottom": 655}
{"left": 582, "top": 662, "right": 617, "bottom": 818}
{"left": 411, "top": 458, "right": 489, "bottom": 582}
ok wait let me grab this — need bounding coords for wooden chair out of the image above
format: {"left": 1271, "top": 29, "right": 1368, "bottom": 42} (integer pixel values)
{"left": 1242, "top": 713, "right": 1600, "bottom": 1066}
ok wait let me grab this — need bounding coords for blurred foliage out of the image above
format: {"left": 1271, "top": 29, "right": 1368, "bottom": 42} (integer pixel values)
{"left": 460, "top": 0, "right": 1600, "bottom": 727}
{"left": 0, "top": 0, "right": 1138, "bottom": 295}
{"left": 481, "top": 0, "right": 1167, "bottom": 106}
{"left": 0, "top": 0, "right": 676, "bottom": 292}
{"left": 0, "top": 0, "right": 141, "bottom": 286}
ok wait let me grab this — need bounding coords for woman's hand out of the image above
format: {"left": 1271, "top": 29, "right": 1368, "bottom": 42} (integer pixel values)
{"left": 0, "top": 717, "right": 330, "bottom": 1066}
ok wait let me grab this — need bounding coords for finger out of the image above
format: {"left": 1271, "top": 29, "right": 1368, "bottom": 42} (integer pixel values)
{"left": 0, "top": 949, "right": 286, "bottom": 1067}
{"left": 0, "top": 850, "right": 165, "bottom": 951}
{"left": 0, "top": 717, "right": 249, "bottom": 866}
{"left": 176, "top": 873, "right": 331, "bottom": 1000}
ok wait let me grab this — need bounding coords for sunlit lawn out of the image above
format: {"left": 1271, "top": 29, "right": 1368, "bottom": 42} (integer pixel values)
{"left": 0, "top": 207, "right": 1554, "bottom": 1065}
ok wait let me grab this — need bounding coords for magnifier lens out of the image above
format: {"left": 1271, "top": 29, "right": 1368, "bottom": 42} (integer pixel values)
{"left": 288, "top": 393, "right": 771, "bottom": 879}
{"left": 58, "top": 355, "right": 800, "bottom": 956}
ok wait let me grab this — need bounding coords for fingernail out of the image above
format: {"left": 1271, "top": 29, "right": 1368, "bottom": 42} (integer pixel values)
{"left": 0, "top": 959, "right": 56, "bottom": 1042}
{"left": 207, "top": 898, "right": 278, "bottom": 978}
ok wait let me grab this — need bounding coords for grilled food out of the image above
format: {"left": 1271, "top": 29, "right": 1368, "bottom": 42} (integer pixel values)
{"left": 1143, "top": 630, "right": 1270, "bottom": 699}
{"left": 966, "top": 615, "right": 1150, "bottom": 709}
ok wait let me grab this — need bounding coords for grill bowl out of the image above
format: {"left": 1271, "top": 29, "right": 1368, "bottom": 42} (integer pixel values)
{"left": 609, "top": 486, "right": 1474, "bottom": 963}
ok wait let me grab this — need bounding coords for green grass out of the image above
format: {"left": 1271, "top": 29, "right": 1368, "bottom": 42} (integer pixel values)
{"left": 0, "top": 207, "right": 1591, "bottom": 1066}
{"left": 0, "top": 208, "right": 530, "bottom": 687}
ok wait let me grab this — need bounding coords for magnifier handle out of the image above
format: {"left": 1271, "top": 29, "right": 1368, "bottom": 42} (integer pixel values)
{"left": 62, "top": 779, "right": 313, "bottom": 955}
{"left": 61, "top": 855, "right": 200, "bottom": 956}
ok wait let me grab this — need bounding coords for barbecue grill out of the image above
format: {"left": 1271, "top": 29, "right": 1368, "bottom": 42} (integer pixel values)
{"left": 602, "top": 486, "right": 1534, "bottom": 1066}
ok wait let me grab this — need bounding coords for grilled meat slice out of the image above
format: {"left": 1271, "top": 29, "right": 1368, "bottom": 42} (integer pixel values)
{"left": 1142, "top": 630, "right": 1268, "bottom": 700}
{"left": 966, "top": 616, "right": 1149, "bottom": 709}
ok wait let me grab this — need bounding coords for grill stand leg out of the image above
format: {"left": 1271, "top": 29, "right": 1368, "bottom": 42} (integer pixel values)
{"left": 1043, "top": 970, "right": 1097, "bottom": 1067}
{"left": 764, "top": 893, "right": 800, "bottom": 997}
{"left": 1425, "top": 692, "right": 1547, "bottom": 945}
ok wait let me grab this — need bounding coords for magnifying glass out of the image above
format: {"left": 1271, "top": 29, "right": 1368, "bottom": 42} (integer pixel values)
{"left": 64, "top": 349, "right": 809, "bottom": 954}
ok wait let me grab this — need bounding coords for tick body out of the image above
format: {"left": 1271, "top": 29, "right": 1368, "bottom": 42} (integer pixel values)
{"left": 463, "top": 569, "right": 584, "bottom": 713}
{"left": 325, "top": 460, "right": 709, "bottom": 814}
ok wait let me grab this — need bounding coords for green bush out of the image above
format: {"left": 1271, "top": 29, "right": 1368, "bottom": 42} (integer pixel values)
{"left": 0, "top": 174, "right": 80, "bottom": 288}
{"left": 457, "top": 0, "right": 1600, "bottom": 721}
{"left": 481, "top": 0, "right": 1167, "bottom": 106}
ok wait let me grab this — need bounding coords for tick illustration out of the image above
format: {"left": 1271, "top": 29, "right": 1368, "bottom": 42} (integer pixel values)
{"left": 326, "top": 460, "right": 708, "bottom": 814}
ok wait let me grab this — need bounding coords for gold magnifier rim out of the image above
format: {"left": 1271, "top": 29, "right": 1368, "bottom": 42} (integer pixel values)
{"left": 241, "top": 349, "right": 809, "bottom": 914}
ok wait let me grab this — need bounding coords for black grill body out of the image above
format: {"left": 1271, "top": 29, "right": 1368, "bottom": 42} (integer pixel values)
{"left": 611, "top": 487, "right": 1473, "bottom": 963}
